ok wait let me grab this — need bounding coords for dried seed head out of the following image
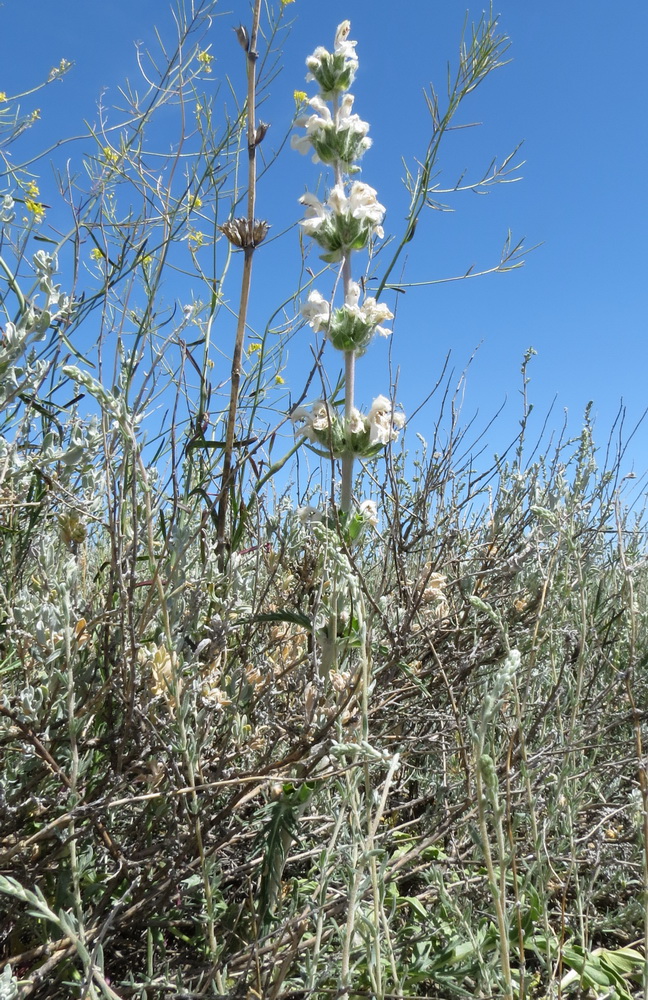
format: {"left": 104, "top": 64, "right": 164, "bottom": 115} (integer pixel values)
{"left": 217, "top": 217, "right": 270, "bottom": 248}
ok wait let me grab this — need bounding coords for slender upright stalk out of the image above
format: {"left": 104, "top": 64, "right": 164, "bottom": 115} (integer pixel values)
{"left": 476, "top": 753, "right": 514, "bottom": 997}
{"left": 216, "top": 0, "right": 262, "bottom": 563}
{"left": 332, "top": 89, "right": 357, "bottom": 515}
{"left": 294, "top": 22, "right": 397, "bottom": 517}
{"left": 341, "top": 252, "right": 355, "bottom": 513}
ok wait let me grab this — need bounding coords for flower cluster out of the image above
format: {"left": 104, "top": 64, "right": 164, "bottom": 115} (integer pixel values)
{"left": 299, "top": 182, "right": 385, "bottom": 263}
{"left": 302, "top": 281, "right": 393, "bottom": 355}
{"left": 305, "top": 20, "right": 358, "bottom": 97}
{"left": 291, "top": 94, "right": 371, "bottom": 171}
{"left": 291, "top": 394, "right": 404, "bottom": 459}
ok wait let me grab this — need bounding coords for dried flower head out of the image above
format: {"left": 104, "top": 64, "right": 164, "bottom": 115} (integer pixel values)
{"left": 218, "top": 217, "right": 270, "bottom": 248}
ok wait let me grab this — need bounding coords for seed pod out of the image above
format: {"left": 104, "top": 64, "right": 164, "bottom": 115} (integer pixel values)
{"left": 234, "top": 24, "right": 249, "bottom": 51}
{"left": 254, "top": 121, "right": 270, "bottom": 146}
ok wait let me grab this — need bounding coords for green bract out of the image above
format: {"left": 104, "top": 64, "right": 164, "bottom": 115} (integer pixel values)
{"left": 310, "top": 214, "right": 373, "bottom": 262}
{"left": 306, "top": 51, "right": 356, "bottom": 97}
{"left": 309, "top": 124, "right": 368, "bottom": 171}
{"left": 327, "top": 305, "right": 375, "bottom": 355}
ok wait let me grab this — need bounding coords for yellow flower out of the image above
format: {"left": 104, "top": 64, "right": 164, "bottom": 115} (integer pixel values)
{"left": 281, "top": 0, "right": 295, "bottom": 5}
{"left": 197, "top": 50, "right": 214, "bottom": 72}
{"left": 188, "top": 229, "right": 206, "bottom": 249}
{"left": 48, "top": 58, "right": 72, "bottom": 80}
{"left": 275, "top": 375, "right": 285, "bottom": 385}
{"left": 102, "top": 146, "right": 119, "bottom": 165}
{"left": 293, "top": 89, "right": 307, "bottom": 106}
{"left": 0, "top": 92, "right": 7, "bottom": 104}
{"left": 25, "top": 181, "right": 40, "bottom": 198}
{"left": 247, "top": 342, "right": 263, "bottom": 354}
{"left": 188, "top": 194, "right": 203, "bottom": 211}
{"left": 90, "top": 247, "right": 104, "bottom": 261}
{"left": 25, "top": 198, "right": 45, "bottom": 219}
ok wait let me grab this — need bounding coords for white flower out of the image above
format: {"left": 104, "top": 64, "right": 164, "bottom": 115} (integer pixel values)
{"left": 290, "top": 400, "right": 333, "bottom": 442}
{"left": 299, "top": 183, "right": 386, "bottom": 254}
{"left": 311, "top": 399, "right": 333, "bottom": 433}
{"left": 301, "top": 289, "right": 331, "bottom": 332}
{"left": 334, "top": 20, "right": 358, "bottom": 63}
{"left": 359, "top": 499, "right": 378, "bottom": 527}
{"left": 291, "top": 96, "right": 333, "bottom": 156}
{"left": 306, "top": 45, "right": 329, "bottom": 81}
{"left": 360, "top": 296, "right": 393, "bottom": 337}
{"left": 292, "top": 90, "right": 371, "bottom": 166}
{"left": 348, "top": 407, "right": 366, "bottom": 435}
{"left": 348, "top": 182, "right": 386, "bottom": 237}
{"left": 337, "top": 94, "right": 371, "bottom": 145}
{"left": 367, "top": 395, "right": 405, "bottom": 446}
{"left": 290, "top": 404, "right": 313, "bottom": 436}
{"left": 324, "top": 182, "right": 386, "bottom": 236}
{"left": 326, "top": 183, "right": 348, "bottom": 218}
{"left": 345, "top": 281, "right": 361, "bottom": 308}
{"left": 329, "top": 182, "right": 386, "bottom": 234}
{"left": 290, "top": 133, "right": 312, "bottom": 156}
{"left": 338, "top": 93, "right": 355, "bottom": 118}
{"left": 309, "top": 94, "right": 331, "bottom": 118}
{"left": 299, "top": 192, "right": 327, "bottom": 236}
{"left": 297, "top": 505, "right": 323, "bottom": 525}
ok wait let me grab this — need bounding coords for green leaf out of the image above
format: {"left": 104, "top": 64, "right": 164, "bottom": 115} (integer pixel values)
{"left": 403, "top": 896, "right": 428, "bottom": 921}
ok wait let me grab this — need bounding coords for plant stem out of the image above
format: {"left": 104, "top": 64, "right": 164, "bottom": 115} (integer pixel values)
{"left": 216, "top": 0, "right": 262, "bottom": 563}
{"left": 476, "top": 753, "right": 514, "bottom": 997}
{"left": 340, "top": 252, "right": 355, "bottom": 513}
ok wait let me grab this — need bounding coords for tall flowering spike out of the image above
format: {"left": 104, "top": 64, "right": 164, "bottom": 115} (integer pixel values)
{"left": 292, "top": 18, "right": 405, "bottom": 506}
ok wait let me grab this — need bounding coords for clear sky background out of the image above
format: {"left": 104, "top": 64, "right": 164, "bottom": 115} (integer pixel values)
{"left": 2, "top": 0, "right": 647, "bottom": 485}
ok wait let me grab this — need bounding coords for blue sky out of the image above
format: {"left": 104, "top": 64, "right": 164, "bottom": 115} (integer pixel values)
{"left": 2, "top": 0, "right": 647, "bottom": 484}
